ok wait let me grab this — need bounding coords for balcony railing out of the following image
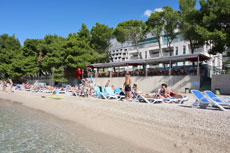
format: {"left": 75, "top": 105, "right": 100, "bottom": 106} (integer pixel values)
{"left": 149, "top": 54, "right": 159, "bottom": 58}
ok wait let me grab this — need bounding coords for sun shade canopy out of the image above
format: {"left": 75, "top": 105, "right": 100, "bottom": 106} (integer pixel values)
{"left": 88, "top": 53, "right": 210, "bottom": 68}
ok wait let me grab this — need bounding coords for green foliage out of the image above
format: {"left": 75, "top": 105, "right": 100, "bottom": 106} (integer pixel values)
{"left": 51, "top": 67, "right": 68, "bottom": 82}
{"left": 113, "top": 20, "right": 147, "bottom": 58}
{"left": 0, "top": 34, "right": 22, "bottom": 80}
{"left": 179, "top": 0, "right": 204, "bottom": 53}
{"left": 196, "top": 0, "right": 230, "bottom": 54}
{"left": 162, "top": 6, "right": 180, "bottom": 56}
{"left": 146, "top": 10, "right": 165, "bottom": 56}
{"left": 91, "top": 22, "right": 113, "bottom": 62}
{"left": 77, "top": 23, "right": 91, "bottom": 43}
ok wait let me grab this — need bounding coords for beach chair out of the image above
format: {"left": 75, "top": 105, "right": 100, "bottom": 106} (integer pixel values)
{"left": 95, "top": 86, "right": 107, "bottom": 99}
{"left": 95, "top": 86, "right": 103, "bottom": 98}
{"left": 191, "top": 90, "right": 226, "bottom": 111}
{"left": 105, "top": 87, "right": 119, "bottom": 99}
{"left": 204, "top": 90, "right": 230, "bottom": 108}
{"left": 137, "top": 94, "right": 163, "bottom": 104}
{"left": 164, "top": 95, "right": 189, "bottom": 104}
{"left": 113, "top": 88, "right": 125, "bottom": 100}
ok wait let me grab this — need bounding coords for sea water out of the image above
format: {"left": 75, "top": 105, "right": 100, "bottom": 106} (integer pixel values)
{"left": 0, "top": 100, "right": 92, "bottom": 153}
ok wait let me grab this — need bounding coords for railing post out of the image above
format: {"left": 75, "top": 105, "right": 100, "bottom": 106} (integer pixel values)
{"left": 197, "top": 56, "right": 200, "bottom": 75}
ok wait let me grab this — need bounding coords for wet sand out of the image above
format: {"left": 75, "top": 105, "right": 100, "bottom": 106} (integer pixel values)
{"left": 1, "top": 91, "right": 230, "bottom": 153}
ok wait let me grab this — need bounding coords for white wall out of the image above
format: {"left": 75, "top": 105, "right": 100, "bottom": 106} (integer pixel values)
{"left": 93, "top": 75, "right": 200, "bottom": 93}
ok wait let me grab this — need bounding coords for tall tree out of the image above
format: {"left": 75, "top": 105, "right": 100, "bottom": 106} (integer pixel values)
{"left": 146, "top": 10, "right": 165, "bottom": 57}
{"left": 77, "top": 23, "right": 91, "bottom": 43}
{"left": 179, "top": 0, "right": 204, "bottom": 54}
{"left": 0, "top": 34, "right": 22, "bottom": 80}
{"left": 113, "top": 20, "right": 147, "bottom": 59}
{"left": 90, "top": 23, "right": 113, "bottom": 62}
{"left": 196, "top": 0, "right": 230, "bottom": 54}
{"left": 162, "top": 6, "right": 180, "bottom": 56}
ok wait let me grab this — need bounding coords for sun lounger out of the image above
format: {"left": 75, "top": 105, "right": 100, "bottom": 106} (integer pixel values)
{"left": 191, "top": 90, "right": 226, "bottom": 111}
{"left": 164, "top": 95, "right": 188, "bottom": 104}
{"left": 105, "top": 87, "right": 120, "bottom": 99}
{"left": 204, "top": 90, "right": 230, "bottom": 108}
{"left": 137, "top": 94, "right": 163, "bottom": 104}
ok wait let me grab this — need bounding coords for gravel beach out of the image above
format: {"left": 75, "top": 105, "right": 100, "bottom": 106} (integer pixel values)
{"left": 1, "top": 91, "right": 230, "bottom": 153}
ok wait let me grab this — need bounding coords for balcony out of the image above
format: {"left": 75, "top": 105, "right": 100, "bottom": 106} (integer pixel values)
{"left": 163, "top": 52, "right": 174, "bottom": 57}
{"left": 149, "top": 54, "right": 159, "bottom": 58}
{"left": 129, "top": 56, "right": 139, "bottom": 60}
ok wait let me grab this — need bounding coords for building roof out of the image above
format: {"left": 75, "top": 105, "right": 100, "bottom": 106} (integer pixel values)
{"left": 88, "top": 53, "right": 210, "bottom": 68}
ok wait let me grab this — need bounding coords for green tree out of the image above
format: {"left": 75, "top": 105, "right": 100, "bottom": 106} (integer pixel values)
{"left": 196, "top": 0, "right": 230, "bottom": 54}
{"left": 113, "top": 20, "right": 147, "bottom": 59}
{"left": 146, "top": 10, "right": 165, "bottom": 57}
{"left": 77, "top": 23, "right": 91, "bottom": 43}
{"left": 91, "top": 22, "right": 113, "bottom": 62}
{"left": 162, "top": 6, "right": 180, "bottom": 56}
{"left": 179, "top": 0, "right": 204, "bottom": 54}
{"left": 0, "top": 34, "right": 22, "bottom": 80}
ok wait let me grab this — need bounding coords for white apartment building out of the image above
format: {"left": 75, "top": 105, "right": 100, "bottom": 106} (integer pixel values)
{"left": 109, "top": 34, "right": 222, "bottom": 75}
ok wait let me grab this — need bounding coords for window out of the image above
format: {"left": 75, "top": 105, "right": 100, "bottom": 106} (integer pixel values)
{"left": 145, "top": 51, "right": 148, "bottom": 59}
{"left": 183, "top": 46, "right": 186, "bottom": 54}
{"left": 123, "top": 53, "right": 126, "bottom": 56}
{"left": 175, "top": 47, "right": 178, "bottom": 55}
{"left": 183, "top": 61, "right": 185, "bottom": 65}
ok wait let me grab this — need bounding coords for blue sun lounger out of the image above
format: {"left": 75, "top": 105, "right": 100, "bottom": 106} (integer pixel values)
{"left": 191, "top": 90, "right": 226, "bottom": 111}
{"left": 105, "top": 87, "right": 120, "bottom": 99}
{"left": 204, "top": 90, "right": 230, "bottom": 108}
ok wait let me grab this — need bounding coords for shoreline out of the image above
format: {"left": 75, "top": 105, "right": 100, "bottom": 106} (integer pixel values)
{"left": 1, "top": 91, "right": 230, "bottom": 153}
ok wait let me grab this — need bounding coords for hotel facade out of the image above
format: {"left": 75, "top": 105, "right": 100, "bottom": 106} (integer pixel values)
{"left": 108, "top": 34, "right": 223, "bottom": 77}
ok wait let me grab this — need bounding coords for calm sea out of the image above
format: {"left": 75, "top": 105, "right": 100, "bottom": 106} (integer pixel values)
{"left": 0, "top": 100, "right": 92, "bottom": 153}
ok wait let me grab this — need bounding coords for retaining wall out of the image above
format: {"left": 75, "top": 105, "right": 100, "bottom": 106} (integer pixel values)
{"left": 94, "top": 75, "right": 200, "bottom": 93}
{"left": 26, "top": 75, "right": 200, "bottom": 93}
{"left": 211, "top": 74, "right": 230, "bottom": 95}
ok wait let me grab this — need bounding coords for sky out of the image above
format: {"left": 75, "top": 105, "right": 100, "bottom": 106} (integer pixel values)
{"left": 0, "top": 0, "right": 200, "bottom": 44}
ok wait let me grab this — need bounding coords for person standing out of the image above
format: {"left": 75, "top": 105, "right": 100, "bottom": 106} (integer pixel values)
{"left": 9, "top": 79, "right": 13, "bottom": 93}
{"left": 2, "top": 80, "right": 7, "bottom": 92}
{"left": 124, "top": 73, "right": 132, "bottom": 100}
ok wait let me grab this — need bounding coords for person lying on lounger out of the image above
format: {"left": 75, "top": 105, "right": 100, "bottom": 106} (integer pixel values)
{"left": 158, "top": 84, "right": 183, "bottom": 98}
{"left": 132, "top": 84, "right": 156, "bottom": 98}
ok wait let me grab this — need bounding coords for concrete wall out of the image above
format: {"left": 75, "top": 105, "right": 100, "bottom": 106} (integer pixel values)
{"left": 94, "top": 75, "right": 200, "bottom": 93}
{"left": 26, "top": 75, "right": 200, "bottom": 93}
{"left": 212, "top": 74, "right": 230, "bottom": 95}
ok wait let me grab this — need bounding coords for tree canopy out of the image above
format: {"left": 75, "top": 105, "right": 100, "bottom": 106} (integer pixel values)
{"left": 196, "top": 0, "right": 230, "bottom": 54}
{"left": 113, "top": 20, "right": 147, "bottom": 59}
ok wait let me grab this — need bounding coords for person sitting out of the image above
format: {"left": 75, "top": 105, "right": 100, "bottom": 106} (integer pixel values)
{"left": 105, "top": 80, "right": 110, "bottom": 87}
{"left": 111, "top": 85, "right": 115, "bottom": 91}
{"left": 25, "top": 83, "right": 30, "bottom": 90}
{"left": 158, "top": 83, "right": 183, "bottom": 98}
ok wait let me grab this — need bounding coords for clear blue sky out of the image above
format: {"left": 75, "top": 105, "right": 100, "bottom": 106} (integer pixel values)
{"left": 0, "top": 0, "right": 200, "bottom": 45}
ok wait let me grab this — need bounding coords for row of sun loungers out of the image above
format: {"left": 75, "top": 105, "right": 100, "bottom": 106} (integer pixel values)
{"left": 191, "top": 90, "right": 230, "bottom": 111}
{"left": 14, "top": 83, "right": 230, "bottom": 112}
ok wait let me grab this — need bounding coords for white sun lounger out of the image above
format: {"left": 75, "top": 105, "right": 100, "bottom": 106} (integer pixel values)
{"left": 137, "top": 94, "right": 163, "bottom": 104}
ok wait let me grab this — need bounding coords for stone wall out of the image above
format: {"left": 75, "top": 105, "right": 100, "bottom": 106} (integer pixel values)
{"left": 26, "top": 75, "right": 200, "bottom": 93}
{"left": 94, "top": 75, "right": 200, "bottom": 93}
{"left": 211, "top": 74, "right": 230, "bottom": 95}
